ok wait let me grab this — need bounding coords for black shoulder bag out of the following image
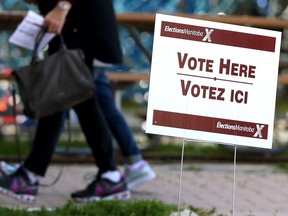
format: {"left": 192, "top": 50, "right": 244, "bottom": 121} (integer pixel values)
{"left": 13, "top": 32, "right": 95, "bottom": 119}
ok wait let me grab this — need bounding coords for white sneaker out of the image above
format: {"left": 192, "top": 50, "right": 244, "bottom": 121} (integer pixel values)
{"left": 124, "top": 160, "right": 156, "bottom": 190}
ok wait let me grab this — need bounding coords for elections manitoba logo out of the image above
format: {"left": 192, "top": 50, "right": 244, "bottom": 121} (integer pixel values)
{"left": 152, "top": 110, "right": 268, "bottom": 140}
{"left": 160, "top": 20, "right": 276, "bottom": 52}
{"left": 163, "top": 24, "right": 214, "bottom": 42}
{"left": 161, "top": 21, "right": 214, "bottom": 43}
{"left": 215, "top": 121, "right": 266, "bottom": 138}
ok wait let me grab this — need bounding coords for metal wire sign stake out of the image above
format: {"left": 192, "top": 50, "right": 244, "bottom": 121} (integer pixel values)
{"left": 232, "top": 145, "right": 237, "bottom": 216}
{"left": 177, "top": 138, "right": 186, "bottom": 215}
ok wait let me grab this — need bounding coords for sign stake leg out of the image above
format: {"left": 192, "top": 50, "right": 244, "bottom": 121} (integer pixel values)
{"left": 232, "top": 144, "right": 237, "bottom": 216}
{"left": 177, "top": 138, "right": 186, "bottom": 215}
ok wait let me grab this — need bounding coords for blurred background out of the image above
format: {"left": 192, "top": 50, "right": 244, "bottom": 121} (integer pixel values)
{"left": 1, "top": 0, "right": 288, "bottom": 157}
{"left": 0, "top": 0, "right": 283, "bottom": 71}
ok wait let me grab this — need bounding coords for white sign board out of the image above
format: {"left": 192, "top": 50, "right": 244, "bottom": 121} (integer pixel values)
{"left": 146, "top": 14, "right": 282, "bottom": 149}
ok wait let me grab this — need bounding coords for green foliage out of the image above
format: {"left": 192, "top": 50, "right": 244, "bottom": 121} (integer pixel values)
{"left": 0, "top": 200, "right": 230, "bottom": 216}
{"left": 0, "top": 200, "right": 179, "bottom": 216}
{"left": 188, "top": 205, "right": 217, "bottom": 216}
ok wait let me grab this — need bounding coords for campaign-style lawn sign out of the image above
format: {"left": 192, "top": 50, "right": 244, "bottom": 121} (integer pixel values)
{"left": 146, "top": 14, "right": 282, "bottom": 149}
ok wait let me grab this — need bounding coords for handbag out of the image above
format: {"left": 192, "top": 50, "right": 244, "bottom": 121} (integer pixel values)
{"left": 13, "top": 32, "right": 95, "bottom": 119}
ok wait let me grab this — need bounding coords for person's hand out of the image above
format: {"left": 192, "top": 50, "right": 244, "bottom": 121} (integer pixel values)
{"left": 44, "top": 1, "right": 71, "bottom": 35}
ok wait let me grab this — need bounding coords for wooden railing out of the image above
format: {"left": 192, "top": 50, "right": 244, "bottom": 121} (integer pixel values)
{"left": 1, "top": 12, "right": 288, "bottom": 86}
{"left": 2, "top": 12, "right": 288, "bottom": 29}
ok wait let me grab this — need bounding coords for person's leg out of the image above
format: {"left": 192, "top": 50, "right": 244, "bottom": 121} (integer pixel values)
{"left": 70, "top": 89, "right": 131, "bottom": 202}
{"left": 66, "top": 56, "right": 130, "bottom": 201}
{"left": 0, "top": 112, "right": 65, "bottom": 202}
{"left": 24, "top": 112, "right": 65, "bottom": 176}
{"left": 0, "top": 112, "right": 67, "bottom": 175}
{"left": 72, "top": 96, "right": 117, "bottom": 176}
{"left": 94, "top": 67, "right": 156, "bottom": 189}
{"left": 94, "top": 68, "right": 141, "bottom": 163}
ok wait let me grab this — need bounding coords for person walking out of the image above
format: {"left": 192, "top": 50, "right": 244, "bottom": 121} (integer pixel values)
{"left": 0, "top": 0, "right": 131, "bottom": 203}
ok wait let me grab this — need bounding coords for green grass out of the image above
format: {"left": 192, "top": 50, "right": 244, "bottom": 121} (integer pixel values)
{"left": 0, "top": 200, "right": 224, "bottom": 216}
{"left": 0, "top": 138, "right": 92, "bottom": 156}
{"left": 0, "top": 139, "right": 30, "bottom": 156}
{"left": 0, "top": 137, "right": 231, "bottom": 157}
{"left": 150, "top": 143, "right": 231, "bottom": 155}
{"left": 275, "top": 162, "right": 288, "bottom": 173}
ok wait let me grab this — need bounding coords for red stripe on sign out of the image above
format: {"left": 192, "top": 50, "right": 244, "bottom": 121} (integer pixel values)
{"left": 152, "top": 110, "right": 268, "bottom": 139}
{"left": 160, "top": 21, "right": 276, "bottom": 52}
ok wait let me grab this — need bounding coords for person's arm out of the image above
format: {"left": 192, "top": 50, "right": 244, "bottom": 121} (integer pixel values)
{"left": 24, "top": 0, "right": 75, "bottom": 34}
{"left": 43, "top": 1, "right": 72, "bottom": 35}
{"left": 37, "top": 0, "right": 72, "bottom": 34}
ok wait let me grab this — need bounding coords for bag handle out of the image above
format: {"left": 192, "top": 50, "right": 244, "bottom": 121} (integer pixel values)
{"left": 59, "top": 34, "right": 67, "bottom": 51}
{"left": 32, "top": 30, "right": 67, "bottom": 62}
{"left": 31, "top": 29, "right": 46, "bottom": 62}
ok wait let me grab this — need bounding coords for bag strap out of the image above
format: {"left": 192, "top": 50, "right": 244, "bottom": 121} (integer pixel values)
{"left": 59, "top": 34, "right": 67, "bottom": 51}
{"left": 31, "top": 31, "right": 67, "bottom": 62}
{"left": 11, "top": 81, "right": 22, "bottom": 162}
{"left": 31, "top": 29, "right": 46, "bottom": 62}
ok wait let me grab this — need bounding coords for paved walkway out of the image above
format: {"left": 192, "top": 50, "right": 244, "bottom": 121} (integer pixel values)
{"left": 0, "top": 162, "right": 287, "bottom": 216}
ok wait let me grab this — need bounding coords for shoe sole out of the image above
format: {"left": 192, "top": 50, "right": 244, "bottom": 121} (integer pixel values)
{"left": 127, "top": 171, "right": 156, "bottom": 190}
{"left": 73, "top": 190, "right": 131, "bottom": 203}
{"left": 0, "top": 186, "right": 35, "bottom": 203}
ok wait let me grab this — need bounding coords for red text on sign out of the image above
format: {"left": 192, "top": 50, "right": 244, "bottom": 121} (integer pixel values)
{"left": 180, "top": 80, "right": 225, "bottom": 101}
{"left": 219, "top": 58, "right": 256, "bottom": 78}
{"left": 230, "top": 89, "right": 248, "bottom": 104}
{"left": 177, "top": 52, "right": 214, "bottom": 72}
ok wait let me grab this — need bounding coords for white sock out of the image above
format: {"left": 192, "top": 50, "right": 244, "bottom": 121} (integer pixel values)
{"left": 23, "top": 167, "right": 38, "bottom": 184}
{"left": 127, "top": 160, "right": 146, "bottom": 170}
{"left": 101, "top": 170, "right": 121, "bottom": 183}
